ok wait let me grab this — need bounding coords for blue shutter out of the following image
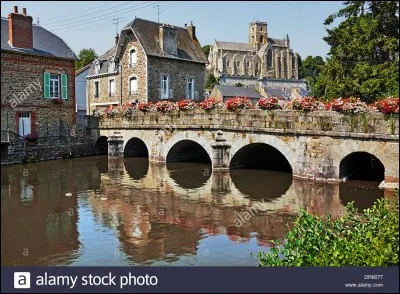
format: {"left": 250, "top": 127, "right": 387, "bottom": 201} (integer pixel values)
{"left": 61, "top": 74, "right": 68, "bottom": 99}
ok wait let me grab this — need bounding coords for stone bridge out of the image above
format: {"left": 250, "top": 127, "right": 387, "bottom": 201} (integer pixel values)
{"left": 91, "top": 109, "right": 399, "bottom": 188}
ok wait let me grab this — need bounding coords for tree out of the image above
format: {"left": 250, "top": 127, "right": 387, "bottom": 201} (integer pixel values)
{"left": 75, "top": 48, "right": 98, "bottom": 71}
{"left": 316, "top": 1, "right": 399, "bottom": 102}
{"left": 235, "top": 82, "right": 244, "bottom": 87}
{"left": 205, "top": 74, "right": 218, "bottom": 90}
{"left": 300, "top": 56, "right": 325, "bottom": 96}
{"left": 202, "top": 45, "right": 211, "bottom": 58}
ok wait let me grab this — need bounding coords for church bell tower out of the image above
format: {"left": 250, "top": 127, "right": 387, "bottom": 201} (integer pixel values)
{"left": 249, "top": 21, "right": 268, "bottom": 50}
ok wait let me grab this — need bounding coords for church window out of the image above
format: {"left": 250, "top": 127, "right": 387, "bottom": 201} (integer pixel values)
{"left": 267, "top": 49, "right": 273, "bottom": 67}
{"left": 236, "top": 61, "right": 240, "bottom": 68}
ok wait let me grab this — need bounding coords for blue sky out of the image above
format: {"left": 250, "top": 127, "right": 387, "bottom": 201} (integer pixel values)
{"left": 2, "top": 1, "right": 344, "bottom": 58}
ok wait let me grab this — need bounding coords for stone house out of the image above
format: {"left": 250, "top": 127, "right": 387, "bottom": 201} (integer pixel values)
{"left": 86, "top": 18, "right": 208, "bottom": 113}
{"left": 210, "top": 85, "right": 262, "bottom": 104}
{"left": 1, "top": 6, "right": 78, "bottom": 143}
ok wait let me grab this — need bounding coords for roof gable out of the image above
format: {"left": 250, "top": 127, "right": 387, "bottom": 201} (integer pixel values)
{"left": 215, "top": 85, "right": 262, "bottom": 99}
{"left": 121, "top": 18, "right": 207, "bottom": 64}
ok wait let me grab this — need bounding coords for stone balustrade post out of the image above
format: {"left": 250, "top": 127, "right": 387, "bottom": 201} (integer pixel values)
{"left": 211, "top": 130, "right": 231, "bottom": 170}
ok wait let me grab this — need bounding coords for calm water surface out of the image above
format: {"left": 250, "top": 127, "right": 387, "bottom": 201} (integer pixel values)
{"left": 1, "top": 156, "right": 392, "bottom": 266}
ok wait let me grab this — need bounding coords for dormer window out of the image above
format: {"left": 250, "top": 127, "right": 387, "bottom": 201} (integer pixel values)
{"left": 108, "top": 61, "right": 115, "bottom": 73}
{"left": 129, "top": 48, "right": 137, "bottom": 67}
{"left": 94, "top": 61, "right": 100, "bottom": 74}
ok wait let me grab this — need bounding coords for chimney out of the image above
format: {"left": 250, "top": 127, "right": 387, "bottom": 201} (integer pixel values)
{"left": 187, "top": 21, "right": 197, "bottom": 41}
{"left": 8, "top": 6, "right": 33, "bottom": 49}
{"left": 115, "top": 33, "right": 119, "bottom": 46}
{"left": 159, "top": 24, "right": 177, "bottom": 55}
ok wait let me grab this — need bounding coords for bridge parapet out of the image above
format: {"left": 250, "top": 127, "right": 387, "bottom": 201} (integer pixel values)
{"left": 97, "top": 110, "right": 398, "bottom": 138}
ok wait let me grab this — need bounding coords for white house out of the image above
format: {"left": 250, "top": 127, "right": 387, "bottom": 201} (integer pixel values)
{"left": 75, "top": 64, "right": 90, "bottom": 116}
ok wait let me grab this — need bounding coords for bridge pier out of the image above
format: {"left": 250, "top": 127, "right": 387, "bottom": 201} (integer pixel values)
{"left": 108, "top": 134, "right": 124, "bottom": 158}
{"left": 211, "top": 130, "right": 231, "bottom": 170}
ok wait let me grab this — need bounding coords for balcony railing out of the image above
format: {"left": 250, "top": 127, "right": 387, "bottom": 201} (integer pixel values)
{"left": 109, "top": 92, "right": 115, "bottom": 97}
{"left": 129, "top": 63, "right": 137, "bottom": 68}
{"left": 129, "top": 90, "right": 138, "bottom": 95}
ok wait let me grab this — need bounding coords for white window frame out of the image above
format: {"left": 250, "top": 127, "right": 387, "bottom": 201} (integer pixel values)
{"left": 129, "top": 76, "right": 138, "bottom": 95}
{"left": 50, "top": 74, "right": 60, "bottom": 98}
{"left": 160, "top": 75, "right": 169, "bottom": 100}
{"left": 129, "top": 47, "right": 137, "bottom": 68}
{"left": 94, "top": 61, "right": 100, "bottom": 74}
{"left": 187, "top": 78, "right": 194, "bottom": 99}
{"left": 108, "top": 79, "right": 115, "bottom": 97}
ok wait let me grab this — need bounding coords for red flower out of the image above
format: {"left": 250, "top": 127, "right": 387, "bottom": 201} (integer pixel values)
{"left": 257, "top": 97, "right": 281, "bottom": 110}
{"left": 375, "top": 97, "right": 399, "bottom": 114}
{"left": 225, "top": 97, "right": 254, "bottom": 111}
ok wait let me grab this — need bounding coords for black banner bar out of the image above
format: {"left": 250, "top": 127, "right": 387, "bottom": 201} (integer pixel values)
{"left": 2, "top": 267, "right": 399, "bottom": 293}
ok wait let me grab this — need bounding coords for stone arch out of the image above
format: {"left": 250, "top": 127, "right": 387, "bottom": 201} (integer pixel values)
{"left": 229, "top": 134, "right": 296, "bottom": 172}
{"left": 332, "top": 140, "right": 393, "bottom": 181}
{"left": 339, "top": 152, "right": 384, "bottom": 182}
{"left": 242, "top": 53, "right": 253, "bottom": 76}
{"left": 94, "top": 136, "right": 108, "bottom": 155}
{"left": 163, "top": 131, "right": 214, "bottom": 164}
{"left": 124, "top": 137, "right": 149, "bottom": 158}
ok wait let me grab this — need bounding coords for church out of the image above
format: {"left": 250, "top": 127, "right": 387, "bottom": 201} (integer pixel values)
{"left": 207, "top": 21, "right": 307, "bottom": 99}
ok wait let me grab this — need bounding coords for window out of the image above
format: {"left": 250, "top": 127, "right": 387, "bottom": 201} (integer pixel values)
{"left": 267, "top": 49, "right": 273, "bottom": 67}
{"left": 260, "top": 27, "right": 263, "bottom": 32}
{"left": 187, "top": 78, "right": 194, "bottom": 99}
{"left": 94, "top": 81, "right": 99, "bottom": 98}
{"left": 161, "top": 75, "right": 169, "bottom": 99}
{"left": 260, "top": 36, "right": 263, "bottom": 43}
{"left": 130, "top": 77, "right": 138, "bottom": 95}
{"left": 109, "top": 79, "right": 115, "bottom": 97}
{"left": 227, "top": 60, "right": 230, "bottom": 67}
{"left": 130, "top": 49, "right": 137, "bottom": 67}
{"left": 50, "top": 74, "right": 60, "bottom": 98}
{"left": 246, "top": 61, "right": 250, "bottom": 68}
{"left": 236, "top": 61, "right": 240, "bottom": 68}
{"left": 44, "top": 73, "right": 67, "bottom": 99}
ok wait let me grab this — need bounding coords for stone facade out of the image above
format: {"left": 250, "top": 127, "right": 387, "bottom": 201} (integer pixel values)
{"left": 94, "top": 110, "right": 399, "bottom": 187}
{"left": 147, "top": 56, "right": 205, "bottom": 102}
{"left": 1, "top": 51, "right": 76, "bottom": 139}
{"left": 86, "top": 18, "right": 207, "bottom": 113}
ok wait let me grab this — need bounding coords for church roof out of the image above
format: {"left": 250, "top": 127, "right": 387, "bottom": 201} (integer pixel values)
{"left": 215, "top": 41, "right": 253, "bottom": 51}
{"left": 269, "top": 38, "right": 287, "bottom": 47}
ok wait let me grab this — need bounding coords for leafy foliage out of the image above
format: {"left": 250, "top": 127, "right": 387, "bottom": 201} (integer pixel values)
{"left": 315, "top": 1, "right": 399, "bottom": 102}
{"left": 299, "top": 56, "right": 325, "bottom": 96}
{"left": 202, "top": 45, "right": 211, "bottom": 57}
{"left": 254, "top": 197, "right": 399, "bottom": 266}
{"left": 75, "top": 48, "right": 98, "bottom": 70}
{"left": 205, "top": 74, "right": 219, "bottom": 90}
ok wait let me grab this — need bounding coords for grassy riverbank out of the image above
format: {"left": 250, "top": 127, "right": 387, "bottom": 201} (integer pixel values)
{"left": 254, "top": 195, "right": 399, "bottom": 266}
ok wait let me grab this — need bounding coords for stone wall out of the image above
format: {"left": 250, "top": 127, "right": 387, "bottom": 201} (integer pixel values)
{"left": 147, "top": 57, "right": 206, "bottom": 101}
{"left": 2, "top": 142, "right": 96, "bottom": 165}
{"left": 1, "top": 51, "right": 76, "bottom": 137}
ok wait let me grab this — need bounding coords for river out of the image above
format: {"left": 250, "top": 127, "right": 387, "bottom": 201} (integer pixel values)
{"left": 1, "top": 156, "right": 393, "bottom": 266}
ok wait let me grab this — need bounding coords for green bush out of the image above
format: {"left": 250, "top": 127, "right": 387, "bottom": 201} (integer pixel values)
{"left": 254, "top": 197, "right": 399, "bottom": 266}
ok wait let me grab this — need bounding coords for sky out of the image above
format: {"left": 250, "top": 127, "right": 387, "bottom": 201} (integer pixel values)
{"left": 1, "top": 1, "right": 344, "bottom": 59}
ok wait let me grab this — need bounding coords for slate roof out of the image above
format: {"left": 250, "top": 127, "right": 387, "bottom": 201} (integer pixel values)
{"left": 75, "top": 63, "right": 91, "bottom": 76}
{"left": 98, "top": 45, "right": 117, "bottom": 61}
{"left": 214, "top": 37, "right": 288, "bottom": 52}
{"left": 215, "top": 41, "right": 253, "bottom": 51}
{"left": 88, "top": 60, "right": 118, "bottom": 76}
{"left": 125, "top": 18, "right": 208, "bottom": 63}
{"left": 1, "top": 19, "right": 78, "bottom": 60}
{"left": 215, "top": 85, "right": 262, "bottom": 99}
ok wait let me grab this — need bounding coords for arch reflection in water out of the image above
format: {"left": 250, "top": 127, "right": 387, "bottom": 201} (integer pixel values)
{"left": 230, "top": 169, "right": 292, "bottom": 201}
{"left": 167, "top": 162, "right": 212, "bottom": 189}
{"left": 124, "top": 157, "right": 149, "bottom": 181}
{"left": 230, "top": 143, "right": 292, "bottom": 173}
{"left": 339, "top": 180, "right": 384, "bottom": 211}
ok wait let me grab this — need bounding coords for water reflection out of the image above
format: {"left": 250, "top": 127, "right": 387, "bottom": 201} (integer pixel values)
{"left": 1, "top": 156, "right": 389, "bottom": 266}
